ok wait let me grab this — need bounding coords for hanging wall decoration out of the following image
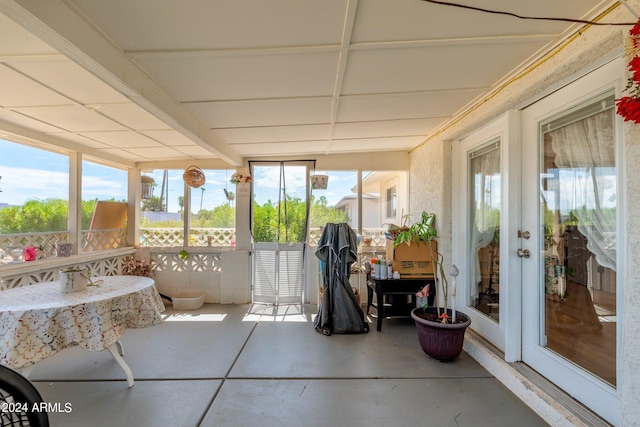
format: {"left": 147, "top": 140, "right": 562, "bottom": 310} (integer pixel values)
{"left": 230, "top": 172, "right": 252, "bottom": 184}
{"left": 311, "top": 173, "right": 329, "bottom": 190}
{"left": 230, "top": 172, "right": 252, "bottom": 198}
{"left": 616, "top": 18, "right": 640, "bottom": 123}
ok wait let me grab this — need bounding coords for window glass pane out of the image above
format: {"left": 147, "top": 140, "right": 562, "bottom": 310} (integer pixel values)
{"left": 189, "top": 169, "right": 236, "bottom": 246}
{"left": 252, "top": 164, "right": 307, "bottom": 243}
{"left": 540, "top": 94, "right": 617, "bottom": 386}
{"left": 81, "top": 160, "right": 128, "bottom": 251}
{"left": 309, "top": 171, "right": 356, "bottom": 244}
{"left": 0, "top": 139, "right": 70, "bottom": 260}
{"left": 0, "top": 139, "right": 70, "bottom": 233}
{"left": 386, "top": 186, "right": 397, "bottom": 218}
{"left": 139, "top": 169, "right": 184, "bottom": 247}
{"left": 468, "top": 141, "right": 501, "bottom": 321}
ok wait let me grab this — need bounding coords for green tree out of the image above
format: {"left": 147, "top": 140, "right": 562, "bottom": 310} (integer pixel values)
{"left": 309, "top": 195, "right": 349, "bottom": 228}
{"left": 252, "top": 195, "right": 349, "bottom": 243}
{"left": 141, "top": 196, "right": 164, "bottom": 212}
{"left": 253, "top": 200, "right": 278, "bottom": 242}
{"left": 0, "top": 198, "right": 101, "bottom": 234}
{"left": 81, "top": 199, "right": 98, "bottom": 229}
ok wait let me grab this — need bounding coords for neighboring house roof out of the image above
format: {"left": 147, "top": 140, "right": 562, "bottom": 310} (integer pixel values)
{"left": 334, "top": 193, "right": 379, "bottom": 209}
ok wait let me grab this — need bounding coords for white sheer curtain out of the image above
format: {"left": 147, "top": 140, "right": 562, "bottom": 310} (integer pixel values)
{"left": 470, "top": 147, "right": 500, "bottom": 285}
{"left": 549, "top": 109, "right": 616, "bottom": 271}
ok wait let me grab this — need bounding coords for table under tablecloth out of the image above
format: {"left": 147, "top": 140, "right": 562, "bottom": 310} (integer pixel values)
{"left": 0, "top": 275, "right": 164, "bottom": 370}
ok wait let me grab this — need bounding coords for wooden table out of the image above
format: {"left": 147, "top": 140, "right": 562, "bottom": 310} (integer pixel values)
{"left": 0, "top": 275, "right": 165, "bottom": 387}
{"left": 366, "top": 276, "right": 435, "bottom": 331}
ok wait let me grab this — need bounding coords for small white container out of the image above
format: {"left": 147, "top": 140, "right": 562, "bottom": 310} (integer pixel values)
{"left": 172, "top": 290, "right": 205, "bottom": 310}
{"left": 60, "top": 268, "right": 89, "bottom": 293}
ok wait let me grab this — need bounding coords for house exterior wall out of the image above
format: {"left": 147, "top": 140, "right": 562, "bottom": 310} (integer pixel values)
{"left": 408, "top": 3, "right": 639, "bottom": 424}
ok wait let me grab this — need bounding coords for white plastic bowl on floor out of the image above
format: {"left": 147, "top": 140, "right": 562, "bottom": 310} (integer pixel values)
{"left": 172, "top": 290, "right": 205, "bottom": 310}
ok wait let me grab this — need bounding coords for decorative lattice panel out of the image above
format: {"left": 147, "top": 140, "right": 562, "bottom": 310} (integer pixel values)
{"left": 0, "top": 255, "right": 130, "bottom": 290}
{"left": 0, "top": 232, "right": 70, "bottom": 258}
{"left": 81, "top": 228, "right": 127, "bottom": 252}
{"left": 140, "top": 228, "right": 235, "bottom": 247}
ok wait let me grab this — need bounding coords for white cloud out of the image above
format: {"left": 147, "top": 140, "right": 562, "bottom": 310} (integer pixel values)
{"left": 0, "top": 166, "right": 68, "bottom": 205}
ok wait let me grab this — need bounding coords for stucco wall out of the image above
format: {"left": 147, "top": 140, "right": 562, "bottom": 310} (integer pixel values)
{"left": 622, "top": 120, "right": 640, "bottom": 424}
{"left": 408, "top": 3, "right": 639, "bottom": 424}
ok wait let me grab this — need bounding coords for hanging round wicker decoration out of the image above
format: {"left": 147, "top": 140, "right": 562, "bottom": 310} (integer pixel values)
{"left": 183, "top": 165, "right": 206, "bottom": 188}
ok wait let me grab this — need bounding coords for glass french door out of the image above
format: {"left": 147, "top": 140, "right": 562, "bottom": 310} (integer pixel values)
{"left": 250, "top": 161, "right": 312, "bottom": 305}
{"left": 453, "top": 116, "right": 512, "bottom": 353}
{"left": 521, "top": 60, "right": 621, "bottom": 425}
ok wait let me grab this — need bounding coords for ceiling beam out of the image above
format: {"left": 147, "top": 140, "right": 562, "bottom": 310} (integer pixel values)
{"left": 326, "top": 0, "right": 359, "bottom": 155}
{"left": 0, "top": 0, "right": 243, "bottom": 166}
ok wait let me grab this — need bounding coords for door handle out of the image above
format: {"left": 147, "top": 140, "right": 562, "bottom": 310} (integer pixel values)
{"left": 518, "top": 230, "right": 531, "bottom": 239}
{"left": 517, "top": 249, "right": 531, "bottom": 258}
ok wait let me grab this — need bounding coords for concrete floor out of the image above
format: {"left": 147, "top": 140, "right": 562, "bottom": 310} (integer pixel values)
{"left": 26, "top": 304, "right": 547, "bottom": 427}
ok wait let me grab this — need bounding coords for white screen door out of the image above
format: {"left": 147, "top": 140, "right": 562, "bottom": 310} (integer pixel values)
{"left": 250, "top": 162, "right": 311, "bottom": 305}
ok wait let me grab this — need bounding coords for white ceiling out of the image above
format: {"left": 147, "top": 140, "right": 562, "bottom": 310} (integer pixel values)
{"left": 0, "top": 0, "right": 614, "bottom": 168}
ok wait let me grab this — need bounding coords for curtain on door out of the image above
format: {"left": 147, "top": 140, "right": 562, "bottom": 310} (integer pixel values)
{"left": 470, "top": 142, "right": 501, "bottom": 286}
{"left": 547, "top": 108, "right": 616, "bottom": 271}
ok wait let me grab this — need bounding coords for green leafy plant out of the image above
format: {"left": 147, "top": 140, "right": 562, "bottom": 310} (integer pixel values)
{"left": 394, "top": 212, "right": 451, "bottom": 323}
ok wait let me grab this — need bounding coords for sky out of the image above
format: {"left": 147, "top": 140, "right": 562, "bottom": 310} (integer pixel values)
{"left": 0, "top": 139, "right": 360, "bottom": 213}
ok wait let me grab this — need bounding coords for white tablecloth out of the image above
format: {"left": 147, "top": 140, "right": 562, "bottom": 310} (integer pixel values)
{"left": 0, "top": 275, "right": 165, "bottom": 369}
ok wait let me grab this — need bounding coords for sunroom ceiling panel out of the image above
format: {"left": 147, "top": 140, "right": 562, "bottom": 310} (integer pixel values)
{"left": 0, "top": 109, "right": 65, "bottom": 133}
{"left": 329, "top": 136, "right": 425, "bottom": 153}
{"left": 342, "top": 40, "right": 551, "bottom": 95}
{"left": 0, "top": 64, "right": 72, "bottom": 107}
{"left": 9, "top": 59, "right": 129, "bottom": 104}
{"left": 186, "top": 98, "right": 332, "bottom": 128}
{"left": 134, "top": 51, "right": 340, "bottom": 101}
{"left": 69, "top": 0, "right": 347, "bottom": 50}
{"left": 215, "top": 125, "right": 330, "bottom": 144}
{"left": 173, "top": 145, "right": 219, "bottom": 158}
{"left": 10, "top": 105, "right": 126, "bottom": 132}
{"left": 351, "top": 0, "right": 605, "bottom": 42}
{"left": 337, "top": 90, "right": 484, "bottom": 123}
{"left": 0, "top": 12, "right": 57, "bottom": 56}
{"left": 94, "top": 148, "right": 149, "bottom": 162}
{"left": 123, "top": 146, "right": 186, "bottom": 159}
{"left": 46, "top": 132, "right": 110, "bottom": 150}
{"left": 75, "top": 131, "right": 163, "bottom": 148}
{"left": 230, "top": 140, "right": 330, "bottom": 156}
{"left": 95, "top": 103, "right": 172, "bottom": 131}
{"left": 140, "top": 130, "right": 201, "bottom": 147}
{"left": 333, "top": 118, "right": 444, "bottom": 140}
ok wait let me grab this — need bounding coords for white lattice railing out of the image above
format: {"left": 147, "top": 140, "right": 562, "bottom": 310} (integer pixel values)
{"left": 0, "top": 248, "right": 224, "bottom": 290}
{"left": 0, "top": 253, "right": 129, "bottom": 290}
{"left": 81, "top": 228, "right": 128, "bottom": 252}
{"left": 0, "top": 231, "right": 70, "bottom": 259}
{"left": 140, "top": 228, "right": 235, "bottom": 247}
{"left": 141, "top": 227, "right": 388, "bottom": 248}
{"left": 150, "top": 251, "right": 222, "bottom": 273}
{"left": 0, "top": 229, "right": 127, "bottom": 260}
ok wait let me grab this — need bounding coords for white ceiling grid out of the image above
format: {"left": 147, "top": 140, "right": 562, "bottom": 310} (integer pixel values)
{"left": 0, "top": 0, "right": 613, "bottom": 167}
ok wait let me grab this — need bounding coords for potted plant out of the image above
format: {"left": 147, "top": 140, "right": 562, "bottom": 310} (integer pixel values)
{"left": 122, "top": 255, "right": 157, "bottom": 277}
{"left": 394, "top": 212, "right": 471, "bottom": 362}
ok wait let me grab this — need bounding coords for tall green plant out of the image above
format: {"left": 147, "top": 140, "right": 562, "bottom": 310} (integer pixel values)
{"left": 394, "top": 212, "right": 451, "bottom": 322}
